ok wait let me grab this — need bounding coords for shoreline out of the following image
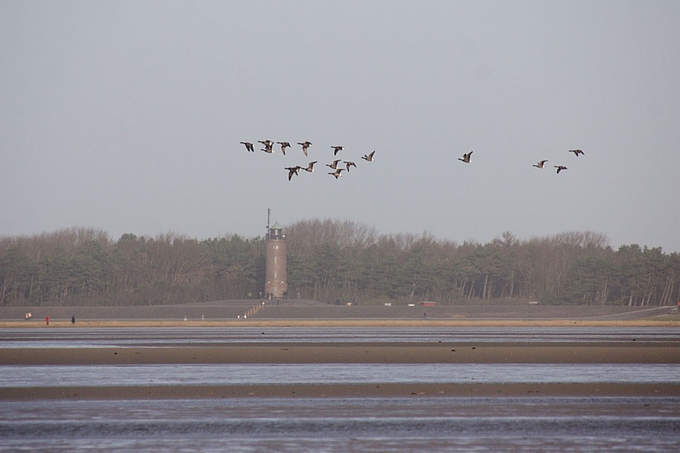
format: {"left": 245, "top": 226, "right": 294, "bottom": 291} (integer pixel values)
{"left": 2, "top": 326, "right": 679, "bottom": 401}
{"left": 2, "top": 319, "right": 680, "bottom": 328}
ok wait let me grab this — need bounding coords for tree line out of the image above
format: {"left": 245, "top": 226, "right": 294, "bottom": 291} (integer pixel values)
{"left": 1, "top": 221, "right": 679, "bottom": 307}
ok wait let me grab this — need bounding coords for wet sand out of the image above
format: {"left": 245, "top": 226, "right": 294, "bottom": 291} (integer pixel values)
{"left": 1, "top": 343, "right": 679, "bottom": 365}
{"left": 3, "top": 382, "right": 679, "bottom": 400}
{"left": 1, "top": 342, "right": 679, "bottom": 400}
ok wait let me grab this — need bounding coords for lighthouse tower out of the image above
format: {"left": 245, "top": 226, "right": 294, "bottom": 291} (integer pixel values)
{"left": 265, "top": 220, "right": 287, "bottom": 299}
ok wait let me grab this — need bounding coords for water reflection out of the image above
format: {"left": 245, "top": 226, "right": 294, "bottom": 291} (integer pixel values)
{"left": 1, "top": 398, "right": 679, "bottom": 453}
{"left": 2, "top": 363, "right": 679, "bottom": 388}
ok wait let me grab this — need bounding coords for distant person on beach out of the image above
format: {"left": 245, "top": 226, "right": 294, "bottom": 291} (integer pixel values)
{"left": 71, "top": 315, "right": 76, "bottom": 324}
{"left": 45, "top": 316, "right": 49, "bottom": 325}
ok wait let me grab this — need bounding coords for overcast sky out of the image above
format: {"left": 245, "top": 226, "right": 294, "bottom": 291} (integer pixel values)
{"left": 2, "top": 1, "right": 679, "bottom": 251}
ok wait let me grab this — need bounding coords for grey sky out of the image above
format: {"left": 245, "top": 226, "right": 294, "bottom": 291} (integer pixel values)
{"left": 1, "top": 1, "right": 679, "bottom": 251}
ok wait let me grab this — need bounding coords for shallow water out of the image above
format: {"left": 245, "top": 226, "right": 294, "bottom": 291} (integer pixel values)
{"left": 1, "top": 327, "right": 679, "bottom": 452}
{"left": 1, "top": 397, "right": 679, "bottom": 452}
{"left": 1, "top": 363, "right": 679, "bottom": 388}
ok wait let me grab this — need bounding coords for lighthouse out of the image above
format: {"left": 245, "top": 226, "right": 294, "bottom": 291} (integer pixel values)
{"left": 265, "top": 217, "right": 287, "bottom": 299}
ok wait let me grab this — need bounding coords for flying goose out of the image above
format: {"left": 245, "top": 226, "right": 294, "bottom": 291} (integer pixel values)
{"left": 533, "top": 159, "right": 548, "bottom": 168}
{"left": 344, "top": 161, "right": 357, "bottom": 171}
{"left": 303, "top": 161, "right": 318, "bottom": 172}
{"left": 240, "top": 141, "right": 254, "bottom": 152}
{"left": 285, "top": 166, "right": 302, "bottom": 181}
{"left": 569, "top": 149, "right": 585, "bottom": 156}
{"left": 277, "top": 142, "right": 291, "bottom": 155}
{"left": 458, "top": 151, "right": 473, "bottom": 163}
{"left": 326, "top": 159, "right": 341, "bottom": 169}
{"left": 298, "top": 141, "right": 312, "bottom": 156}
{"left": 328, "top": 168, "right": 344, "bottom": 179}
{"left": 331, "top": 146, "right": 344, "bottom": 155}
{"left": 555, "top": 165, "right": 568, "bottom": 174}
{"left": 258, "top": 140, "right": 274, "bottom": 153}
{"left": 361, "top": 150, "right": 376, "bottom": 162}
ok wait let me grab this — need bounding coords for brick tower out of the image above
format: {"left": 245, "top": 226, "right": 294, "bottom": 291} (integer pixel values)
{"left": 265, "top": 220, "right": 287, "bottom": 299}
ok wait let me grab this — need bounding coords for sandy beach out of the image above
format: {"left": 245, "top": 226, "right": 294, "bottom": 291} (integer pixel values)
{"left": 2, "top": 319, "right": 680, "bottom": 329}
{"left": 1, "top": 343, "right": 679, "bottom": 365}
{"left": 2, "top": 306, "right": 678, "bottom": 401}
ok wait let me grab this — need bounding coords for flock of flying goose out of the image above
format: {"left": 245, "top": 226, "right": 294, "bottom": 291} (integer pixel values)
{"left": 459, "top": 148, "right": 585, "bottom": 173}
{"left": 242, "top": 139, "right": 584, "bottom": 180}
{"left": 240, "top": 140, "right": 376, "bottom": 181}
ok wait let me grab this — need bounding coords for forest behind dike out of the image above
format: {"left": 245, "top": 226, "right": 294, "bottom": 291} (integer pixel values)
{"left": 1, "top": 219, "right": 679, "bottom": 308}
